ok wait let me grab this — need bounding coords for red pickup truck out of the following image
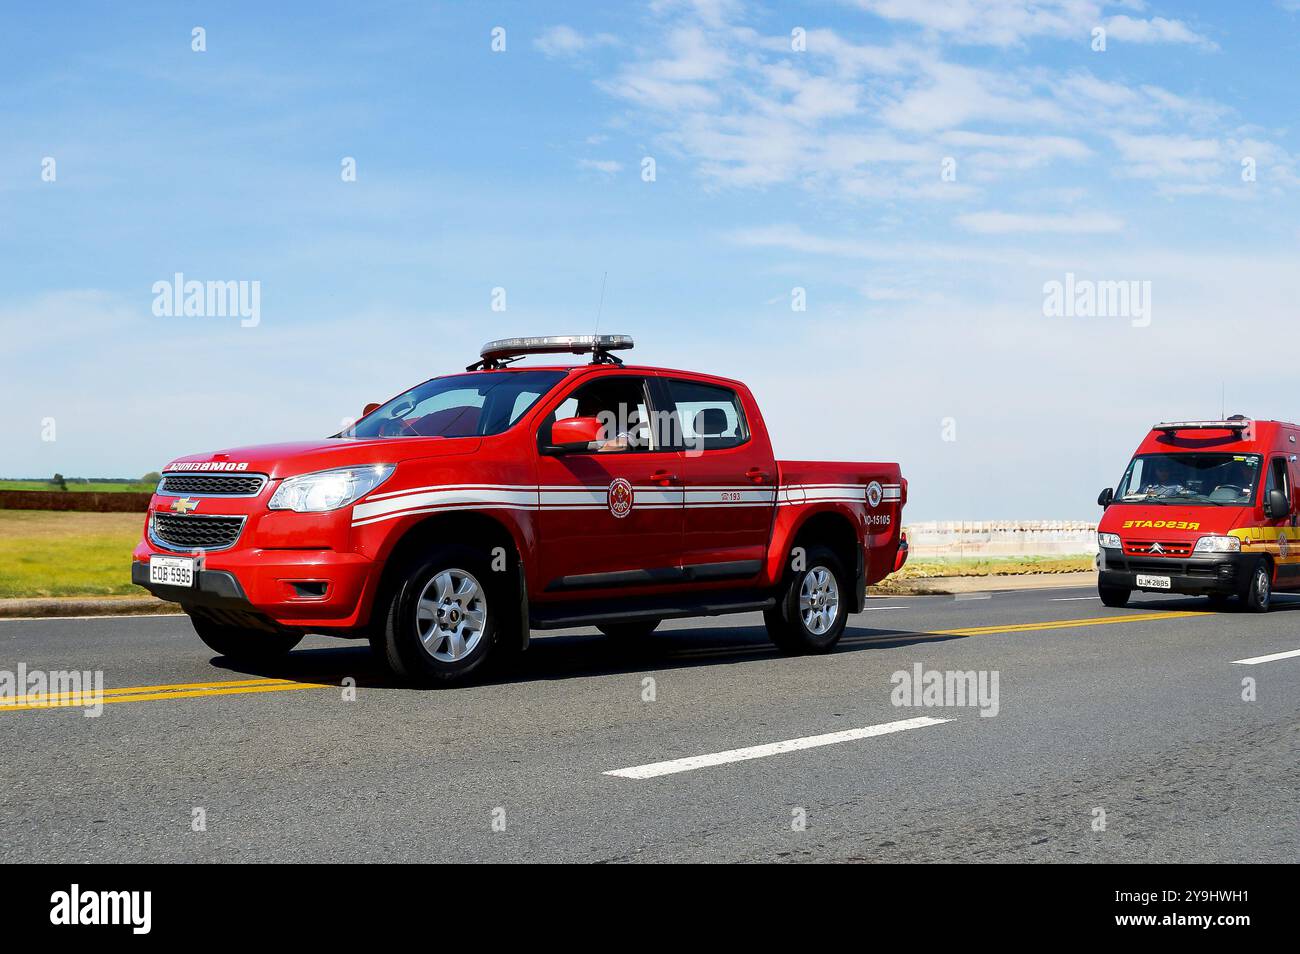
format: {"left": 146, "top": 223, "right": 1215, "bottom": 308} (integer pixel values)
{"left": 133, "top": 336, "right": 908, "bottom": 684}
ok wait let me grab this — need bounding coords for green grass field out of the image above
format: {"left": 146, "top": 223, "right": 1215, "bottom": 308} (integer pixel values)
{"left": 0, "top": 480, "right": 154, "bottom": 493}
{"left": 0, "top": 511, "right": 143, "bottom": 598}
{"left": 895, "top": 554, "right": 1095, "bottom": 579}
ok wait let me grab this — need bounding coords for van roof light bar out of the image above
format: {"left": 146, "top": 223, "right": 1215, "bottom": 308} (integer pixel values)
{"left": 469, "top": 334, "right": 634, "bottom": 371}
{"left": 1154, "top": 418, "right": 1252, "bottom": 434}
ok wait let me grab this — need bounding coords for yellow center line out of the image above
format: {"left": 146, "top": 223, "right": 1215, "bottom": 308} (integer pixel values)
{"left": 0, "top": 677, "right": 331, "bottom": 711}
{"left": 0, "top": 677, "right": 300, "bottom": 706}
{"left": 1, "top": 610, "right": 1212, "bottom": 710}
{"left": 930, "top": 609, "right": 1210, "bottom": 637}
{"left": 670, "top": 609, "right": 1211, "bottom": 659}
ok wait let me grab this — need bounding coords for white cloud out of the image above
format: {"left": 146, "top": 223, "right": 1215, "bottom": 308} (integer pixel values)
{"left": 578, "top": 158, "right": 624, "bottom": 175}
{"left": 1103, "top": 14, "right": 1217, "bottom": 50}
{"left": 535, "top": 25, "right": 619, "bottom": 58}
{"left": 846, "top": 1, "right": 1217, "bottom": 49}
{"left": 955, "top": 210, "right": 1126, "bottom": 234}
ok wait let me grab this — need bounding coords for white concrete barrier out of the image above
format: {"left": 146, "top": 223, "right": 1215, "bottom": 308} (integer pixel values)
{"left": 904, "top": 521, "right": 1098, "bottom": 558}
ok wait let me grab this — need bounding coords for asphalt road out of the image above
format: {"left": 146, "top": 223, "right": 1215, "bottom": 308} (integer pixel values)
{"left": 2, "top": 585, "right": 1297, "bottom": 863}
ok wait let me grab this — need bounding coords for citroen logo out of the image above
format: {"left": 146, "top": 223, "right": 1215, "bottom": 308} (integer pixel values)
{"left": 170, "top": 497, "right": 199, "bottom": 514}
{"left": 1149, "top": 541, "right": 1165, "bottom": 554}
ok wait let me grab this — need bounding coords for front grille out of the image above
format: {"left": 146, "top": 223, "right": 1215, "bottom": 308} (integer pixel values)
{"left": 158, "top": 473, "right": 267, "bottom": 496}
{"left": 150, "top": 512, "right": 245, "bottom": 552}
{"left": 1123, "top": 540, "right": 1194, "bottom": 557}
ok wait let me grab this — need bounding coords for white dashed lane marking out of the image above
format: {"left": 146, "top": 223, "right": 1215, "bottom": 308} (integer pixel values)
{"left": 603, "top": 716, "right": 951, "bottom": 780}
{"left": 1231, "top": 648, "right": 1300, "bottom": 666}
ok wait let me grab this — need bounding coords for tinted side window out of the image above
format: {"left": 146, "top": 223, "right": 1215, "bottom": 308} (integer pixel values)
{"left": 1268, "top": 457, "right": 1290, "bottom": 498}
{"left": 664, "top": 379, "right": 749, "bottom": 451}
{"left": 540, "top": 376, "right": 654, "bottom": 453}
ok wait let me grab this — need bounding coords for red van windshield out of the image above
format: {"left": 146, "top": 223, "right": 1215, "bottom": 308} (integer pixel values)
{"left": 1115, "top": 453, "right": 1262, "bottom": 506}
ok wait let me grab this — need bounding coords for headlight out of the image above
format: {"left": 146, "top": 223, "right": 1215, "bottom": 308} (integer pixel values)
{"left": 1193, "top": 535, "right": 1241, "bottom": 553}
{"left": 268, "top": 465, "right": 394, "bottom": 513}
{"left": 1097, "top": 532, "right": 1122, "bottom": 549}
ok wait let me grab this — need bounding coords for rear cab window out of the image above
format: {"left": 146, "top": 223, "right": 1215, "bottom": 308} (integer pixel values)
{"left": 661, "top": 379, "right": 749, "bottom": 453}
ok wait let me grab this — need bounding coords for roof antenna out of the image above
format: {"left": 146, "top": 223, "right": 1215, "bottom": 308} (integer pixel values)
{"left": 1220, "top": 382, "right": 1225, "bottom": 420}
{"left": 594, "top": 271, "right": 607, "bottom": 338}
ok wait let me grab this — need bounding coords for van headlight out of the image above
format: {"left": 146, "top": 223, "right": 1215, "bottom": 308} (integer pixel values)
{"left": 1193, "top": 535, "right": 1241, "bottom": 553}
{"left": 268, "top": 465, "right": 394, "bottom": 512}
{"left": 1097, "top": 532, "right": 1122, "bottom": 549}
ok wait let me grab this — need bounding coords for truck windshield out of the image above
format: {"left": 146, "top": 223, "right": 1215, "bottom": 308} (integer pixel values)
{"left": 1115, "top": 453, "right": 1262, "bottom": 506}
{"left": 345, "top": 371, "right": 566, "bottom": 439}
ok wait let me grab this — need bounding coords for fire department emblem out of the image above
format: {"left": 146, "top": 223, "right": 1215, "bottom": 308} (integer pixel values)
{"left": 608, "top": 478, "right": 634, "bottom": 519}
{"left": 866, "top": 481, "right": 884, "bottom": 509}
{"left": 1279, "top": 531, "right": 1289, "bottom": 559}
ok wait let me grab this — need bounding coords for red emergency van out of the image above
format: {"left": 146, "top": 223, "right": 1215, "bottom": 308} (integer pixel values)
{"left": 133, "top": 335, "right": 909, "bottom": 683}
{"left": 1096, "top": 416, "right": 1300, "bottom": 611}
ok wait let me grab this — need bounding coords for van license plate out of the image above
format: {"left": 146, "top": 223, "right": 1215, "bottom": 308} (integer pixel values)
{"left": 149, "top": 555, "right": 195, "bottom": 588}
{"left": 1135, "top": 574, "right": 1171, "bottom": 590}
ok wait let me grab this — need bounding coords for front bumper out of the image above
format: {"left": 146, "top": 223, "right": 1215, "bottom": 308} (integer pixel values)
{"left": 1097, "top": 548, "right": 1251, "bottom": 594}
{"left": 132, "top": 543, "right": 375, "bottom": 628}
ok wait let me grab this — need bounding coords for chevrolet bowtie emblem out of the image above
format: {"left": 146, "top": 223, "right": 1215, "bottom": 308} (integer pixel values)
{"left": 170, "top": 497, "right": 199, "bottom": 514}
{"left": 1149, "top": 542, "right": 1164, "bottom": 554}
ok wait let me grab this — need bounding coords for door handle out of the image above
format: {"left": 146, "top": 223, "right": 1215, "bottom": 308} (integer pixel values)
{"left": 651, "top": 469, "right": 678, "bottom": 486}
{"left": 745, "top": 468, "right": 771, "bottom": 484}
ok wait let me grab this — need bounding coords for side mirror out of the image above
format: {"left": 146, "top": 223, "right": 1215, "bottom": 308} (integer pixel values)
{"left": 1097, "top": 487, "right": 1114, "bottom": 508}
{"left": 361, "top": 402, "right": 381, "bottom": 418}
{"left": 1265, "top": 488, "right": 1290, "bottom": 519}
{"left": 546, "top": 416, "right": 603, "bottom": 454}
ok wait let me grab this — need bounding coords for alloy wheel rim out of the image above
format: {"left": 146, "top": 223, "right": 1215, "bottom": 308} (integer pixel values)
{"left": 415, "top": 568, "right": 487, "bottom": 662}
{"left": 799, "top": 566, "right": 840, "bottom": 636}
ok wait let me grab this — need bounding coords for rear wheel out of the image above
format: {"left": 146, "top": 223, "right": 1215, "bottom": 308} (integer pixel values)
{"left": 764, "top": 545, "right": 848, "bottom": 654}
{"left": 597, "top": 619, "right": 661, "bottom": 640}
{"left": 1098, "top": 584, "right": 1130, "bottom": 608}
{"left": 190, "top": 612, "right": 302, "bottom": 662}
{"left": 373, "top": 545, "right": 505, "bottom": 685}
{"left": 1240, "top": 560, "right": 1272, "bottom": 613}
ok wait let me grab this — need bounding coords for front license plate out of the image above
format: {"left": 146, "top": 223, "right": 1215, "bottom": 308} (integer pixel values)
{"left": 149, "top": 555, "right": 195, "bottom": 588}
{"left": 1135, "top": 574, "right": 1171, "bottom": 590}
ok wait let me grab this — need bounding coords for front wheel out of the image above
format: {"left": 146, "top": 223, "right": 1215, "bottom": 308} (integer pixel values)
{"left": 1098, "top": 584, "right": 1130, "bottom": 608}
{"left": 764, "top": 545, "right": 848, "bottom": 654}
{"left": 373, "top": 545, "right": 505, "bottom": 685}
{"left": 1240, "top": 560, "right": 1273, "bottom": 613}
{"left": 190, "top": 612, "right": 302, "bottom": 662}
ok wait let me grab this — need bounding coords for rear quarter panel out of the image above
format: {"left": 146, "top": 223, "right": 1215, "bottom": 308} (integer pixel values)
{"left": 768, "top": 461, "right": 906, "bottom": 586}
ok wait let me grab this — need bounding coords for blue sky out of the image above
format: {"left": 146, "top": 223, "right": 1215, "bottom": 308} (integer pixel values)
{"left": 3, "top": 1, "right": 1299, "bottom": 519}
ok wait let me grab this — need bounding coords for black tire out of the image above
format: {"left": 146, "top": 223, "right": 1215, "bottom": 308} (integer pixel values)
{"left": 764, "top": 545, "right": 849, "bottom": 654}
{"left": 373, "top": 544, "right": 508, "bottom": 685}
{"left": 1098, "top": 584, "right": 1130, "bottom": 608}
{"left": 596, "top": 619, "right": 661, "bottom": 640}
{"left": 190, "top": 612, "right": 302, "bottom": 662}
{"left": 1239, "top": 560, "right": 1273, "bottom": 613}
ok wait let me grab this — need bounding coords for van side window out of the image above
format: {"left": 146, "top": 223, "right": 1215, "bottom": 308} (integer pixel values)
{"left": 1267, "top": 457, "right": 1290, "bottom": 500}
{"left": 663, "top": 379, "right": 749, "bottom": 452}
